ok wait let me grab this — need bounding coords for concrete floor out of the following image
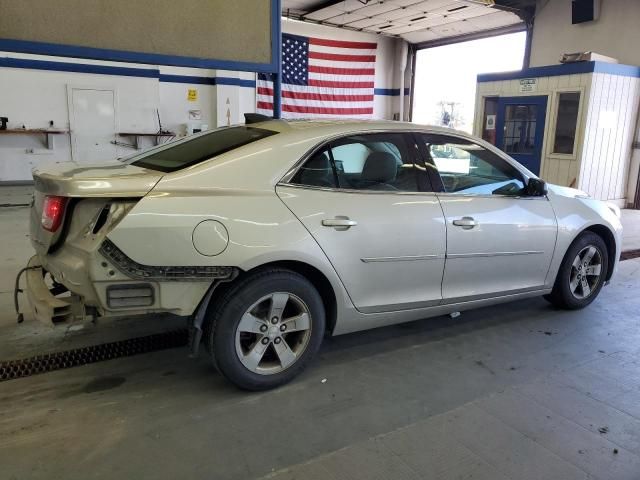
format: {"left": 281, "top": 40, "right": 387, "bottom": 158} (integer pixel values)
{"left": 1, "top": 188, "right": 640, "bottom": 480}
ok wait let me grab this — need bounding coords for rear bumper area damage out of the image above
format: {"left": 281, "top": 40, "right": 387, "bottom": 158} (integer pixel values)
{"left": 24, "top": 256, "right": 87, "bottom": 325}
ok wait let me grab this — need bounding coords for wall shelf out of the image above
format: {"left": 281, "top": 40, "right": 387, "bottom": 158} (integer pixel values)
{"left": 0, "top": 129, "right": 68, "bottom": 150}
{"left": 114, "top": 132, "right": 176, "bottom": 149}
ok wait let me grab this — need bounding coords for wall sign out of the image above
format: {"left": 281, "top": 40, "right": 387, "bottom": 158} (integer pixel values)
{"left": 519, "top": 78, "right": 538, "bottom": 92}
{"left": 187, "top": 89, "right": 198, "bottom": 102}
{"left": 485, "top": 114, "right": 496, "bottom": 130}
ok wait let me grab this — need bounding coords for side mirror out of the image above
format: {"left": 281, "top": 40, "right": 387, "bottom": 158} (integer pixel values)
{"left": 526, "top": 178, "right": 548, "bottom": 197}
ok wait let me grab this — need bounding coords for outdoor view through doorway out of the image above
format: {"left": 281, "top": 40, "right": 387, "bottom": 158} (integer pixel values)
{"left": 412, "top": 32, "right": 527, "bottom": 133}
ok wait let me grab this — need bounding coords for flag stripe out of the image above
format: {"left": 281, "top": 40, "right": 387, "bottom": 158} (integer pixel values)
{"left": 309, "top": 79, "right": 374, "bottom": 88}
{"left": 257, "top": 102, "right": 374, "bottom": 115}
{"left": 259, "top": 81, "right": 373, "bottom": 96}
{"left": 308, "top": 37, "right": 377, "bottom": 49}
{"left": 308, "top": 65, "right": 375, "bottom": 76}
{"left": 257, "top": 95, "right": 373, "bottom": 109}
{"left": 310, "top": 44, "right": 377, "bottom": 56}
{"left": 258, "top": 87, "right": 373, "bottom": 102}
{"left": 308, "top": 51, "right": 376, "bottom": 63}
{"left": 307, "top": 58, "right": 375, "bottom": 69}
{"left": 308, "top": 72, "right": 374, "bottom": 82}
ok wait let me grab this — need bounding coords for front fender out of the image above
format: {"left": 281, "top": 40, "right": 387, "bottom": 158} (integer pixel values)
{"left": 546, "top": 188, "right": 622, "bottom": 285}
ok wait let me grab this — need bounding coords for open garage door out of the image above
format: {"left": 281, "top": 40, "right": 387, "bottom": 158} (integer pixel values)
{"left": 281, "top": 1, "right": 533, "bottom": 46}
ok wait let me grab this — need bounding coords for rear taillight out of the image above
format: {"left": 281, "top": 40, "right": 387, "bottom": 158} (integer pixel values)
{"left": 41, "top": 196, "right": 68, "bottom": 232}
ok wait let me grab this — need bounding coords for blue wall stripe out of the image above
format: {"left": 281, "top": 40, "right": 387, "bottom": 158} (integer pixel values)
{"left": 214, "top": 77, "right": 256, "bottom": 88}
{"left": 374, "top": 88, "right": 410, "bottom": 96}
{"left": 593, "top": 62, "right": 640, "bottom": 78}
{"left": 0, "top": 38, "right": 278, "bottom": 73}
{"left": 0, "top": 56, "right": 159, "bottom": 78}
{"left": 158, "top": 74, "right": 215, "bottom": 85}
{"left": 1, "top": 56, "right": 402, "bottom": 92}
{"left": 478, "top": 61, "right": 640, "bottom": 82}
{"left": 1, "top": 57, "right": 257, "bottom": 87}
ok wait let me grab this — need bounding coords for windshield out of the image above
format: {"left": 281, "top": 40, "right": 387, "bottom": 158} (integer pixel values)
{"left": 128, "top": 126, "right": 278, "bottom": 172}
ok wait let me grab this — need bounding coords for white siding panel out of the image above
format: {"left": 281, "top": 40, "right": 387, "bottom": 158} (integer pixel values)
{"left": 578, "top": 73, "right": 640, "bottom": 201}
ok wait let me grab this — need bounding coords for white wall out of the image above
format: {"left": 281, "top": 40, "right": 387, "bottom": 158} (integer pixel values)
{"left": 531, "top": 0, "right": 640, "bottom": 67}
{"left": 0, "top": 19, "right": 407, "bottom": 181}
{"left": 0, "top": 52, "right": 162, "bottom": 181}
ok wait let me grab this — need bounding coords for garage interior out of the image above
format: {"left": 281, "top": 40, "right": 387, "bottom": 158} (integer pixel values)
{"left": 2, "top": 1, "right": 640, "bottom": 479}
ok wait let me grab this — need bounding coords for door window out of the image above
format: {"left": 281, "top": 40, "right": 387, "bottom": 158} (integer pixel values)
{"left": 420, "top": 134, "right": 525, "bottom": 196}
{"left": 503, "top": 104, "right": 537, "bottom": 155}
{"left": 291, "top": 133, "right": 428, "bottom": 192}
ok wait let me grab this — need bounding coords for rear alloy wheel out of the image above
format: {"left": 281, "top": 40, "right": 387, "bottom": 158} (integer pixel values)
{"left": 205, "top": 269, "right": 325, "bottom": 390}
{"left": 545, "top": 232, "right": 608, "bottom": 309}
{"left": 235, "top": 292, "right": 312, "bottom": 375}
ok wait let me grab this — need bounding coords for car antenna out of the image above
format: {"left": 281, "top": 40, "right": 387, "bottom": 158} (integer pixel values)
{"left": 156, "top": 108, "right": 164, "bottom": 134}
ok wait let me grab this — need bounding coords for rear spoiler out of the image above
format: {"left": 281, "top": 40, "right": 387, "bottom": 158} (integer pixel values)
{"left": 244, "top": 113, "right": 273, "bottom": 124}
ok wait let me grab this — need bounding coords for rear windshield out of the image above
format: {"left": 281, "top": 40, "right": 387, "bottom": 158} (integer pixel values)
{"left": 130, "top": 126, "right": 278, "bottom": 172}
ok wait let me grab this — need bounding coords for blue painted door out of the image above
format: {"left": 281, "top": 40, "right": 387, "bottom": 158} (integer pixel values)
{"left": 495, "top": 96, "right": 547, "bottom": 175}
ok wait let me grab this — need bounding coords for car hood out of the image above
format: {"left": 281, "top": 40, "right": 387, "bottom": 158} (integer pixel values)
{"left": 546, "top": 183, "right": 590, "bottom": 199}
{"left": 32, "top": 161, "right": 163, "bottom": 197}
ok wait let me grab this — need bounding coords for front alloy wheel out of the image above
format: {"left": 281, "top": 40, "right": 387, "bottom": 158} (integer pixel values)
{"left": 569, "top": 245, "right": 603, "bottom": 300}
{"left": 546, "top": 231, "right": 609, "bottom": 310}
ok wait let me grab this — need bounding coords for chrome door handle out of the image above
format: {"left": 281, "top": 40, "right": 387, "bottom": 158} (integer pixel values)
{"left": 452, "top": 217, "right": 477, "bottom": 229}
{"left": 322, "top": 217, "right": 357, "bottom": 230}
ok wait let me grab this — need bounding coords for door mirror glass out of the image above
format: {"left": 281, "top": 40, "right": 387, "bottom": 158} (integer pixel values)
{"left": 526, "top": 178, "right": 548, "bottom": 197}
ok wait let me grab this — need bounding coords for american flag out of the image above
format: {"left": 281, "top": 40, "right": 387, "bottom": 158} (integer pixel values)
{"left": 257, "top": 33, "right": 377, "bottom": 118}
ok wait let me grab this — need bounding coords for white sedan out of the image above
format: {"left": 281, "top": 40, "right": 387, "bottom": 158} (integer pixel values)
{"left": 25, "top": 119, "right": 622, "bottom": 390}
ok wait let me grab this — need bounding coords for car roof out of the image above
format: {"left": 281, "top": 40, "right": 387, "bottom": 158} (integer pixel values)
{"left": 251, "top": 118, "right": 472, "bottom": 138}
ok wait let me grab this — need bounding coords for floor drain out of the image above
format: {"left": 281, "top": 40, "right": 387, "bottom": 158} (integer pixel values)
{"left": 0, "top": 329, "right": 188, "bottom": 382}
{"left": 620, "top": 249, "right": 640, "bottom": 261}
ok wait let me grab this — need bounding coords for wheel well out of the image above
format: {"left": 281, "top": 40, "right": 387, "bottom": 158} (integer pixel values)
{"left": 583, "top": 224, "right": 617, "bottom": 281}
{"left": 207, "top": 261, "right": 338, "bottom": 334}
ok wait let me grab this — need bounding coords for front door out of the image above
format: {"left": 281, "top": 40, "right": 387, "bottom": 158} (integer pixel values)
{"left": 416, "top": 132, "right": 557, "bottom": 302}
{"left": 496, "top": 95, "right": 547, "bottom": 175}
{"left": 277, "top": 132, "right": 446, "bottom": 313}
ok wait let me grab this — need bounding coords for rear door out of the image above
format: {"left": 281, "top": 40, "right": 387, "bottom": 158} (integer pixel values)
{"left": 416, "top": 132, "right": 557, "bottom": 302}
{"left": 277, "top": 132, "right": 446, "bottom": 313}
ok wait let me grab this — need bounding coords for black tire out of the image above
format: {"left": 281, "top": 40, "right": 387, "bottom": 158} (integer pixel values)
{"left": 203, "top": 268, "right": 325, "bottom": 391}
{"left": 545, "top": 231, "right": 608, "bottom": 310}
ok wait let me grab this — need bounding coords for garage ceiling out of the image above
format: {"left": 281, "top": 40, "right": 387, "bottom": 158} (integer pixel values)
{"left": 282, "top": 0, "right": 535, "bottom": 45}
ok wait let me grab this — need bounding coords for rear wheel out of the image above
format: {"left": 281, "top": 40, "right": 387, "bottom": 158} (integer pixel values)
{"left": 545, "top": 232, "right": 608, "bottom": 309}
{"left": 204, "top": 269, "right": 325, "bottom": 390}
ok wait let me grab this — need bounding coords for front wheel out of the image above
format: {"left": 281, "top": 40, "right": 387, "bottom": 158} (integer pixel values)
{"left": 545, "top": 231, "right": 608, "bottom": 310}
{"left": 204, "top": 269, "right": 325, "bottom": 390}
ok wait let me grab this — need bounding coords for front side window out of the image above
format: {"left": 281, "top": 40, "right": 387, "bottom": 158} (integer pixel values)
{"left": 291, "top": 133, "right": 427, "bottom": 192}
{"left": 130, "top": 126, "right": 278, "bottom": 172}
{"left": 421, "top": 134, "right": 525, "bottom": 196}
{"left": 553, "top": 92, "right": 580, "bottom": 154}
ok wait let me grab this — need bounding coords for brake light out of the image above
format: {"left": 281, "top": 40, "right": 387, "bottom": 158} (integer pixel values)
{"left": 41, "top": 196, "right": 68, "bottom": 232}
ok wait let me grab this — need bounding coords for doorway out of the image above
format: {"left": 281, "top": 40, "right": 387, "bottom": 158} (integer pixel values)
{"left": 495, "top": 96, "right": 548, "bottom": 175}
{"left": 68, "top": 87, "right": 117, "bottom": 163}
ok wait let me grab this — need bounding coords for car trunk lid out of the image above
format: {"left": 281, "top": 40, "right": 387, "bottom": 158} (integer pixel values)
{"left": 30, "top": 162, "right": 162, "bottom": 255}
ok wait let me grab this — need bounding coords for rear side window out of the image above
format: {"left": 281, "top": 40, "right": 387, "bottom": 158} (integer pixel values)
{"left": 291, "top": 133, "right": 429, "bottom": 192}
{"left": 131, "top": 126, "right": 277, "bottom": 172}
